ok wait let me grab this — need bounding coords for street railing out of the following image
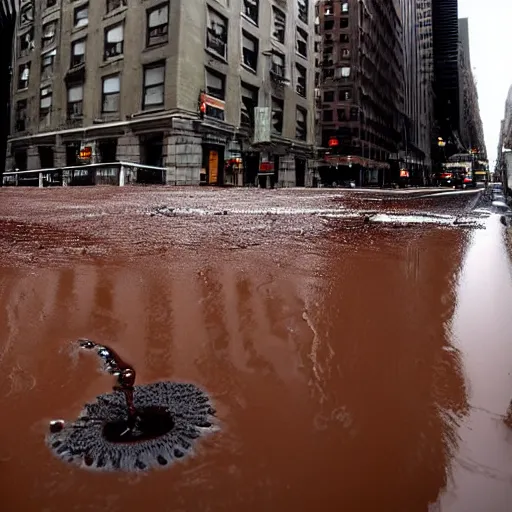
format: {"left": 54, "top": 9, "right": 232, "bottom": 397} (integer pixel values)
{"left": 2, "top": 161, "right": 167, "bottom": 187}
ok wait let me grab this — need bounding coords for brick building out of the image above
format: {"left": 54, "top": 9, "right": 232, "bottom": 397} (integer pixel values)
{"left": 316, "top": 0, "right": 404, "bottom": 186}
{"left": 7, "top": 0, "right": 317, "bottom": 187}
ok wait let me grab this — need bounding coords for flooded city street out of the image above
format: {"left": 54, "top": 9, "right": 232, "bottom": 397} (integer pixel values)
{"left": 0, "top": 187, "right": 511, "bottom": 511}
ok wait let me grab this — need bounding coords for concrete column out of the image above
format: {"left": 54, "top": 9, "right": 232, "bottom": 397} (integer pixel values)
{"left": 27, "top": 145, "right": 39, "bottom": 170}
{"left": 39, "top": 172, "right": 43, "bottom": 188}
{"left": 278, "top": 156, "right": 296, "bottom": 187}
{"left": 164, "top": 133, "right": 202, "bottom": 185}
{"left": 116, "top": 135, "right": 140, "bottom": 163}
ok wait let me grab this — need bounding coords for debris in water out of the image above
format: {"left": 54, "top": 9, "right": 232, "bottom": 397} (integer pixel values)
{"left": 46, "top": 339, "right": 217, "bottom": 472}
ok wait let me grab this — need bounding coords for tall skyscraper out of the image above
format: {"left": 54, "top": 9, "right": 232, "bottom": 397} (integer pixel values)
{"left": 432, "top": 0, "right": 461, "bottom": 157}
{"left": 400, "top": 0, "right": 434, "bottom": 183}
{"left": 457, "top": 17, "right": 485, "bottom": 156}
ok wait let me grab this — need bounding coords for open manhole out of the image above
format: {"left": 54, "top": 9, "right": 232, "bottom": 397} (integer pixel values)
{"left": 47, "top": 340, "right": 217, "bottom": 472}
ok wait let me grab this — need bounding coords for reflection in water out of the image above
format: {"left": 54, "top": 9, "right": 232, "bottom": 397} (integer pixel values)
{"left": 440, "top": 217, "right": 512, "bottom": 511}
{"left": 0, "top": 228, "right": 468, "bottom": 511}
{"left": 304, "top": 228, "right": 468, "bottom": 511}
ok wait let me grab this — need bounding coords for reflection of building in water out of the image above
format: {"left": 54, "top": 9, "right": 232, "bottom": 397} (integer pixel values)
{"left": 311, "top": 227, "right": 468, "bottom": 509}
{"left": 7, "top": 0, "right": 317, "bottom": 187}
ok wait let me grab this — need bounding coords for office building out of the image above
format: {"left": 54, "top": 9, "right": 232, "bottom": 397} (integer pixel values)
{"left": 7, "top": 0, "right": 317, "bottom": 187}
{"left": 399, "top": 0, "right": 434, "bottom": 182}
{"left": 431, "top": 0, "right": 461, "bottom": 159}
{"left": 457, "top": 17, "right": 485, "bottom": 156}
{"left": 317, "top": 0, "right": 405, "bottom": 186}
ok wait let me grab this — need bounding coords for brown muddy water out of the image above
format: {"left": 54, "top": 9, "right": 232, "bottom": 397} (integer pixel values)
{"left": 0, "top": 189, "right": 511, "bottom": 512}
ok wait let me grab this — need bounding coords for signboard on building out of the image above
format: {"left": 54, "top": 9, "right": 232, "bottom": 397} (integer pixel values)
{"left": 253, "top": 107, "right": 271, "bottom": 144}
{"left": 79, "top": 145, "right": 93, "bottom": 163}
{"left": 259, "top": 161, "right": 274, "bottom": 173}
{"left": 199, "top": 92, "right": 225, "bottom": 120}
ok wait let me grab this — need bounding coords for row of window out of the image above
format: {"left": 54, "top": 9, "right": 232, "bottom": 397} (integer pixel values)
{"left": 207, "top": 6, "right": 309, "bottom": 71}
{"left": 322, "top": 108, "right": 359, "bottom": 123}
{"left": 18, "top": 2, "right": 168, "bottom": 60}
{"left": 321, "top": 2, "right": 349, "bottom": 16}
{"left": 323, "top": 90, "right": 353, "bottom": 103}
{"left": 242, "top": 0, "right": 309, "bottom": 27}
{"left": 323, "top": 17, "right": 349, "bottom": 32}
{"left": 18, "top": 5, "right": 308, "bottom": 99}
{"left": 20, "top": 0, "right": 128, "bottom": 27}
{"left": 14, "top": 64, "right": 309, "bottom": 141}
{"left": 14, "top": 60, "right": 166, "bottom": 132}
{"left": 203, "top": 69, "right": 308, "bottom": 140}
{"left": 22, "top": 0, "right": 309, "bottom": 32}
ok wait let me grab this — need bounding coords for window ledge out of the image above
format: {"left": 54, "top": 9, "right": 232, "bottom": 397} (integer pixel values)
{"left": 296, "top": 51, "right": 308, "bottom": 60}
{"left": 272, "top": 38, "right": 285, "bottom": 47}
{"left": 205, "top": 48, "right": 228, "bottom": 64}
{"left": 100, "top": 55, "right": 124, "bottom": 67}
{"left": 41, "top": 44, "right": 57, "bottom": 54}
{"left": 42, "top": 6, "right": 60, "bottom": 18}
{"left": 241, "top": 13, "right": 258, "bottom": 27}
{"left": 97, "top": 114, "right": 121, "bottom": 122}
{"left": 103, "top": 6, "right": 128, "bottom": 21}
{"left": 143, "top": 42, "right": 168, "bottom": 53}
{"left": 137, "top": 107, "right": 165, "bottom": 117}
{"left": 240, "top": 63, "right": 257, "bottom": 74}
{"left": 71, "top": 25, "right": 89, "bottom": 36}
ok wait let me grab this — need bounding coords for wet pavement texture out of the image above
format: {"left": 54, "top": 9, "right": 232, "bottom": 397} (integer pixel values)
{"left": 0, "top": 187, "right": 511, "bottom": 511}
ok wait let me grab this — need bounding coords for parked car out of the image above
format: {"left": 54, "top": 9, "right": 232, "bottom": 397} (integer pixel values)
{"left": 492, "top": 200, "right": 511, "bottom": 214}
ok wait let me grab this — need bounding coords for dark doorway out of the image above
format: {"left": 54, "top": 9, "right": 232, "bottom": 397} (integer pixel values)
{"left": 139, "top": 134, "right": 164, "bottom": 184}
{"left": 66, "top": 142, "right": 80, "bottom": 166}
{"left": 243, "top": 152, "right": 259, "bottom": 186}
{"left": 295, "top": 157, "right": 306, "bottom": 187}
{"left": 38, "top": 146, "right": 54, "bottom": 169}
{"left": 140, "top": 133, "right": 163, "bottom": 167}
{"left": 98, "top": 139, "right": 118, "bottom": 163}
{"left": 13, "top": 149, "right": 27, "bottom": 171}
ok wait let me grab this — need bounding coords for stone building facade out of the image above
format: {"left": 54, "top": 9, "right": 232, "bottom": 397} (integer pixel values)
{"left": 7, "top": 0, "right": 317, "bottom": 187}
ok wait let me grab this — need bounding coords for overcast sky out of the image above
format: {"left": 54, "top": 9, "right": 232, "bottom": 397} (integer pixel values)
{"left": 459, "top": 0, "right": 512, "bottom": 168}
